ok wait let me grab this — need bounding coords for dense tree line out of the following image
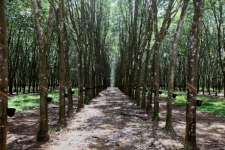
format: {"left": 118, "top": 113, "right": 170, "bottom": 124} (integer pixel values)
{"left": 0, "top": 0, "right": 111, "bottom": 148}
{"left": 0, "top": 0, "right": 225, "bottom": 149}
{"left": 6, "top": 0, "right": 111, "bottom": 95}
{"left": 115, "top": 0, "right": 224, "bottom": 149}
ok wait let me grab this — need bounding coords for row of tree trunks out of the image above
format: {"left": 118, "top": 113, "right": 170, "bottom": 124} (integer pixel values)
{"left": 115, "top": 0, "right": 205, "bottom": 149}
{"left": 68, "top": 0, "right": 111, "bottom": 112}
{"left": 212, "top": 0, "right": 225, "bottom": 98}
{"left": 2, "top": 0, "right": 110, "bottom": 147}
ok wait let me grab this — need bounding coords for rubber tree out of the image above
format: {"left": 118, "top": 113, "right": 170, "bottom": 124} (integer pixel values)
{"left": 151, "top": 0, "right": 175, "bottom": 122}
{"left": 185, "top": 0, "right": 204, "bottom": 149}
{"left": 0, "top": 0, "right": 8, "bottom": 149}
{"left": 165, "top": 0, "right": 190, "bottom": 132}
{"left": 32, "top": 0, "right": 55, "bottom": 142}
{"left": 77, "top": 0, "right": 85, "bottom": 111}
{"left": 141, "top": 1, "right": 154, "bottom": 110}
{"left": 58, "top": 0, "right": 67, "bottom": 126}
{"left": 65, "top": 26, "right": 73, "bottom": 117}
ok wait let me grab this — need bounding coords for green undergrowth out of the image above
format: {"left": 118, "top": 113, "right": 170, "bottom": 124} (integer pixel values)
{"left": 161, "top": 91, "right": 225, "bottom": 117}
{"left": 8, "top": 89, "right": 78, "bottom": 112}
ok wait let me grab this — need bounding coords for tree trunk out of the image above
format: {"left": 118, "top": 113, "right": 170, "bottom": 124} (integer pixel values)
{"left": 0, "top": 0, "right": 8, "bottom": 148}
{"left": 64, "top": 28, "right": 73, "bottom": 117}
{"left": 58, "top": 0, "right": 67, "bottom": 126}
{"left": 152, "top": 0, "right": 174, "bottom": 122}
{"left": 77, "top": 0, "right": 85, "bottom": 111}
{"left": 185, "top": 0, "right": 204, "bottom": 149}
{"left": 32, "top": 0, "right": 54, "bottom": 142}
{"left": 166, "top": 0, "right": 189, "bottom": 132}
{"left": 223, "top": 73, "right": 225, "bottom": 98}
{"left": 66, "top": 68, "right": 73, "bottom": 117}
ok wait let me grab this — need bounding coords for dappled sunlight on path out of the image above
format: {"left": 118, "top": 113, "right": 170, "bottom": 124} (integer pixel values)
{"left": 41, "top": 87, "right": 182, "bottom": 150}
{"left": 159, "top": 100, "right": 225, "bottom": 149}
{"left": 8, "top": 88, "right": 225, "bottom": 150}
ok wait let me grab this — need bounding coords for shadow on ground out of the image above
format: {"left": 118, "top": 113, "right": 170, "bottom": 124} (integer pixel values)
{"left": 7, "top": 88, "right": 225, "bottom": 150}
{"left": 7, "top": 98, "right": 78, "bottom": 150}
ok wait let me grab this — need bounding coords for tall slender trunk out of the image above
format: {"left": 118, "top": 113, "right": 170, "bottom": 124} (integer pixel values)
{"left": 32, "top": 0, "right": 54, "bottom": 141}
{"left": 0, "top": 0, "right": 8, "bottom": 148}
{"left": 152, "top": 0, "right": 174, "bottom": 122}
{"left": 64, "top": 23, "right": 73, "bottom": 117}
{"left": 32, "top": 0, "right": 49, "bottom": 141}
{"left": 77, "top": 48, "right": 84, "bottom": 110}
{"left": 77, "top": 0, "right": 85, "bottom": 111}
{"left": 166, "top": 0, "right": 189, "bottom": 132}
{"left": 58, "top": 0, "right": 67, "bottom": 126}
{"left": 143, "top": 3, "right": 154, "bottom": 112}
{"left": 185, "top": 0, "right": 204, "bottom": 149}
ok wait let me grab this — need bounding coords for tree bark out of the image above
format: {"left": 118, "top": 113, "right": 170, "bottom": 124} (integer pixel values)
{"left": 77, "top": 0, "right": 85, "bottom": 111}
{"left": 142, "top": 2, "right": 154, "bottom": 110}
{"left": 58, "top": 0, "right": 67, "bottom": 126}
{"left": 65, "top": 37, "right": 73, "bottom": 117}
{"left": 0, "top": 0, "right": 8, "bottom": 148}
{"left": 185, "top": 0, "right": 204, "bottom": 149}
{"left": 32, "top": 0, "right": 54, "bottom": 141}
{"left": 166, "top": 0, "right": 189, "bottom": 132}
{"left": 152, "top": 0, "right": 174, "bottom": 122}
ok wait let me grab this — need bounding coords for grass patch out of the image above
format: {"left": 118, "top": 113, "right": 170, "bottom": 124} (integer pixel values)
{"left": 8, "top": 89, "right": 78, "bottom": 112}
{"left": 174, "top": 95, "right": 187, "bottom": 107}
{"left": 8, "top": 95, "right": 40, "bottom": 112}
{"left": 161, "top": 92, "right": 225, "bottom": 117}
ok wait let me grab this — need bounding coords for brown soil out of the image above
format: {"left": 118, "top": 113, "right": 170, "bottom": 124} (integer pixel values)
{"left": 7, "top": 87, "right": 225, "bottom": 150}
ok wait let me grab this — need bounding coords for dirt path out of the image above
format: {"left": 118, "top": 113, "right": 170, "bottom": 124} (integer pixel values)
{"left": 41, "top": 87, "right": 182, "bottom": 150}
{"left": 8, "top": 87, "right": 225, "bottom": 150}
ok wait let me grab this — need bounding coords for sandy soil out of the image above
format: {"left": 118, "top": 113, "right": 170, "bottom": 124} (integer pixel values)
{"left": 7, "top": 87, "right": 225, "bottom": 150}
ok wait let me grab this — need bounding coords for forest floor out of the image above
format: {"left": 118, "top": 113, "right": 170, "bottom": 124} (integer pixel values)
{"left": 7, "top": 87, "right": 225, "bottom": 150}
